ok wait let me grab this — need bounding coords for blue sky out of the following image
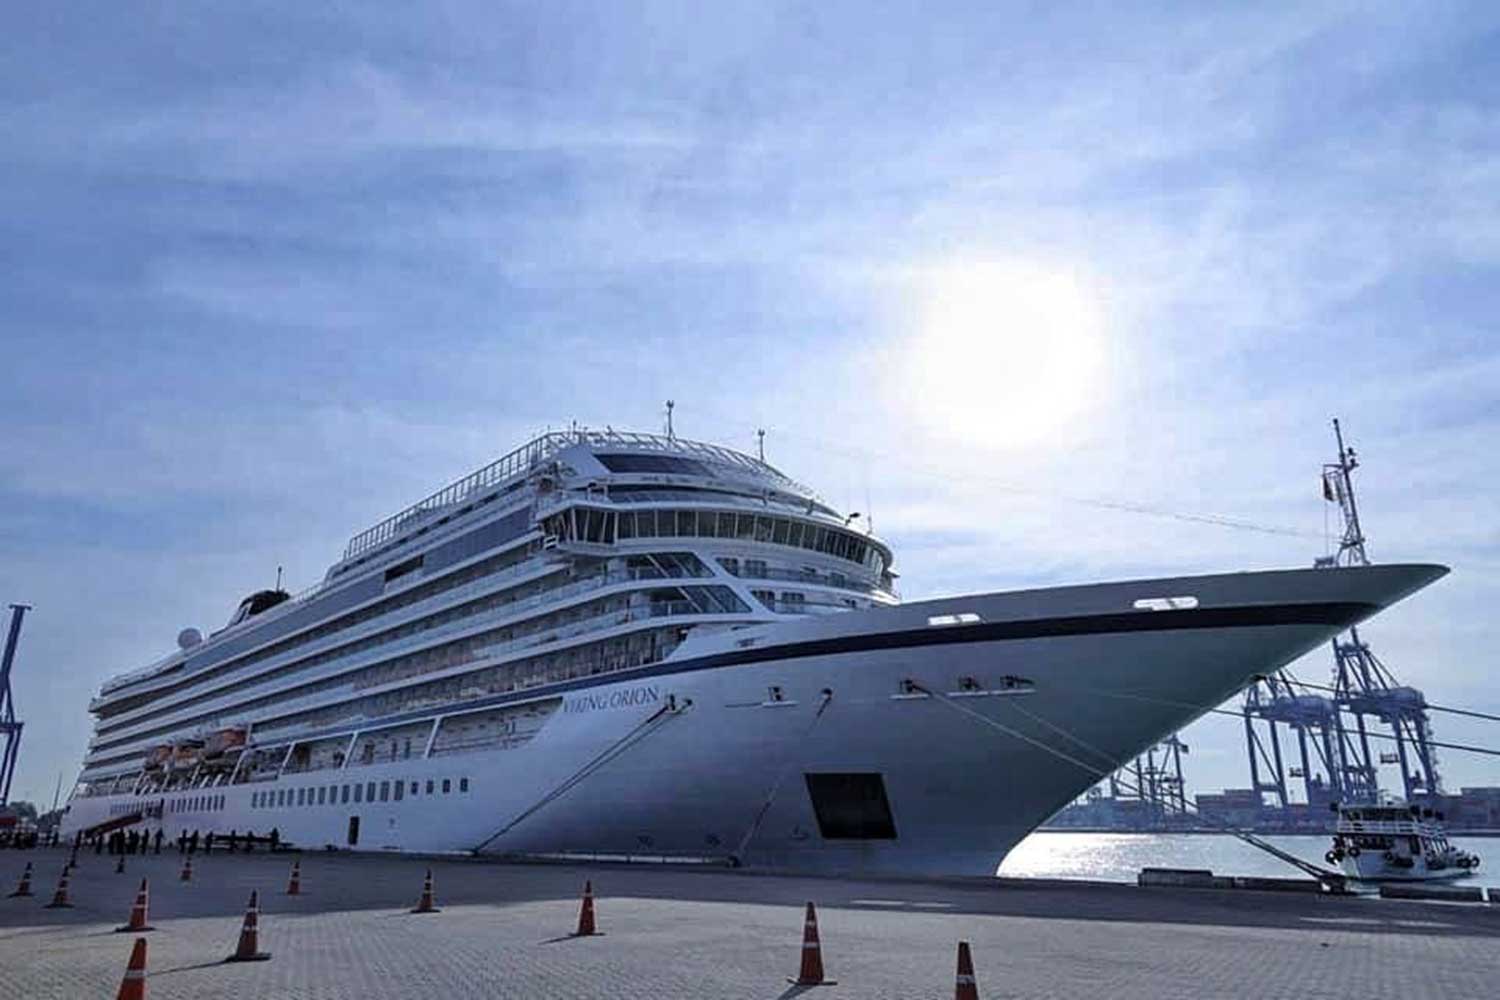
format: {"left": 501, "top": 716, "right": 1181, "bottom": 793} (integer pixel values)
{"left": 2, "top": 3, "right": 1498, "bottom": 809}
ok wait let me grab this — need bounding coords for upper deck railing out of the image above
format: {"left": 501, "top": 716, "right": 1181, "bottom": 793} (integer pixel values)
{"left": 341, "top": 429, "right": 808, "bottom": 561}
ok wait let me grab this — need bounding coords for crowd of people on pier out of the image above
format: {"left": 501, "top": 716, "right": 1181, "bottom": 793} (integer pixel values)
{"left": 77, "top": 825, "right": 286, "bottom": 856}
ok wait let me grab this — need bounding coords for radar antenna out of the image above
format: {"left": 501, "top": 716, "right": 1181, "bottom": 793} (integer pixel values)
{"left": 1318, "top": 417, "right": 1369, "bottom": 568}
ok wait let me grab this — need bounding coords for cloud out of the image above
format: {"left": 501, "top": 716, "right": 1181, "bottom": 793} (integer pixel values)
{"left": 3, "top": 3, "right": 1499, "bottom": 809}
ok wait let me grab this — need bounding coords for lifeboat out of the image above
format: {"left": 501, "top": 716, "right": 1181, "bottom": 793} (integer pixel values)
{"left": 142, "top": 744, "right": 173, "bottom": 771}
{"left": 167, "top": 738, "right": 205, "bottom": 771}
{"left": 203, "top": 725, "right": 248, "bottom": 758}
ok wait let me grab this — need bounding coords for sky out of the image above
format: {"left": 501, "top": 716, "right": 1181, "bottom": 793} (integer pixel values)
{"left": 2, "top": 2, "right": 1498, "bottom": 811}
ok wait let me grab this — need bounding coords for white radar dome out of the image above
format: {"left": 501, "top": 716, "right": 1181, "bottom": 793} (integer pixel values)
{"left": 177, "top": 627, "right": 203, "bottom": 650}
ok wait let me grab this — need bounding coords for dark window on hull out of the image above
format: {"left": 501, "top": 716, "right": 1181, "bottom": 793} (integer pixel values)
{"left": 804, "top": 773, "right": 897, "bottom": 840}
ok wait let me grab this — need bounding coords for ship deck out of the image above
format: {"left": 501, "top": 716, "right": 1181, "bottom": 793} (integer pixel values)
{"left": 3, "top": 847, "right": 1497, "bottom": 998}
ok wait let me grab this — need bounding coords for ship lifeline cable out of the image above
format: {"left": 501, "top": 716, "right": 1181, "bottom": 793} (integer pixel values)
{"left": 470, "top": 698, "right": 688, "bottom": 854}
{"left": 906, "top": 681, "right": 1344, "bottom": 885}
{"left": 730, "top": 688, "right": 835, "bottom": 864}
{"left": 1072, "top": 685, "right": 1500, "bottom": 760}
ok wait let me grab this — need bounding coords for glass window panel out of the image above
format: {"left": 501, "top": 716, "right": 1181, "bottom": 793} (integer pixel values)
{"left": 754, "top": 516, "right": 773, "bottom": 541}
{"left": 636, "top": 510, "right": 657, "bottom": 537}
{"left": 786, "top": 521, "right": 804, "bottom": 547}
{"left": 772, "top": 518, "right": 790, "bottom": 544}
{"left": 716, "top": 512, "right": 736, "bottom": 536}
{"left": 676, "top": 511, "right": 695, "bottom": 536}
{"left": 394, "top": 781, "right": 404, "bottom": 801}
{"left": 617, "top": 512, "right": 635, "bottom": 539}
{"left": 736, "top": 514, "right": 756, "bottom": 540}
{"left": 696, "top": 510, "right": 717, "bottom": 537}
{"left": 379, "top": 781, "right": 390, "bottom": 802}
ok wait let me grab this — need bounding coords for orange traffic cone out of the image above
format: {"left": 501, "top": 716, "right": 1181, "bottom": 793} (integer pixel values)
{"left": 954, "top": 940, "right": 980, "bottom": 1000}
{"left": 179, "top": 857, "right": 193, "bottom": 882}
{"left": 410, "top": 868, "right": 440, "bottom": 914}
{"left": 115, "top": 853, "right": 127, "bottom": 874}
{"left": 572, "top": 880, "right": 598, "bottom": 937}
{"left": 115, "top": 937, "right": 148, "bottom": 1000}
{"left": 285, "top": 860, "right": 301, "bottom": 896}
{"left": 8, "top": 862, "right": 32, "bottom": 897}
{"left": 788, "top": 901, "right": 835, "bottom": 986}
{"left": 225, "top": 890, "right": 272, "bottom": 962}
{"left": 116, "top": 878, "right": 155, "bottom": 933}
{"left": 44, "top": 867, "right": 74, "bottom": 909}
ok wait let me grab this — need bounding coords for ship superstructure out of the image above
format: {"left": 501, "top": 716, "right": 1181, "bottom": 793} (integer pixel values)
{"left": 62, "top": 429, "right": 1446, "bottom": 875}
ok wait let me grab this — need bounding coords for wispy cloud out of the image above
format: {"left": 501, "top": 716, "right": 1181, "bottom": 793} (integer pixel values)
{"left": 3, "top": 3, "right": 1498, "bottom": 805}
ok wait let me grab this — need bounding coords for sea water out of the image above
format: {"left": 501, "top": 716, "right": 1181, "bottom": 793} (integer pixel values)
{"left": 999, "top": 832, "right": 1498, "bottom": 889}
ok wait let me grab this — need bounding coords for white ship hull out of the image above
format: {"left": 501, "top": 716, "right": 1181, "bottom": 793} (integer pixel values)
{"left": 62, "top": 562, "right": 1443, "bottom": 876}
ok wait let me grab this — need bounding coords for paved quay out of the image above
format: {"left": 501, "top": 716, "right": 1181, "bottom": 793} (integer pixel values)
{"left": 2, "top": 847, "right": 1498, "bottom": 999}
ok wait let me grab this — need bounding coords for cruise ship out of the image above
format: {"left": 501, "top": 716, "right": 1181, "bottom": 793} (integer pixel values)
{"left": 60, "top": 429, "right": 1446, "bottom": 875}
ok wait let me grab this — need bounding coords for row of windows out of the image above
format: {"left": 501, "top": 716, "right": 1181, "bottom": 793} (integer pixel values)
{"left": 93, "top": 560, "right": 613, "bottom": 758}
{"left": 170, "top": 793, "right": 225, "bottom": 814}
{"left": 251, "top": 776, "right": 470, "bottom": 809}
{"left": 545, "top": 506, "right": 886, "bottom": 573}
{"left": 98, "top": 539, "right": 536, "bottom": 728}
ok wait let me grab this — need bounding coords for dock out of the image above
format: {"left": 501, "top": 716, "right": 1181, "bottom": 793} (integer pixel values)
{"left": 2, "top": 848, "right": 1498, "bottom": 998}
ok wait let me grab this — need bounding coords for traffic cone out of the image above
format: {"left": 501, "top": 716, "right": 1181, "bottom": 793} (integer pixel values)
{"left": 788, "top": 901, "right": 835, "bottom": 985}
{"left": 225, "top": 890, "right": 272, "bottom": 962}
{"left": 179, "top": 857, "right": 193, "bottom": 882}
{"left": 115, "top": 937, "right": 148, "bottom": 1000}
{"left": 44, "top": 867, "right": 74, "bottom": 909}
{"left": 954, "top": 940, "right": 980, "bottom": 1000}
{"left": 285, "top": 860, "right": 301, "bottom": 896}
{"left": 8, "top": 862, "right": 33, "bottom": 897}
{"left": 115, "top": 853, "right": 127, "bottom": 874}
{"left": 410, "top": 868, "right": 440, "bottom": 914}
{"left": 116, "top": 878, "right": 155, "bottom": 933}
{"left": 572, "top": 880, "right": 597, "bottom": 937}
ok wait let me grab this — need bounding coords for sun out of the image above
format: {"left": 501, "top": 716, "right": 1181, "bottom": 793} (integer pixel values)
{"left": 904, "top": 261, "right": 1107, "bottom": 448}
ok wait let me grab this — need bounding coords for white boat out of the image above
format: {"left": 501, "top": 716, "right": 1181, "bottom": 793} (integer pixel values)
{"left": 1328, "top": 803, "right": 1480, "bottom": 881}
{"left": 59, "top": 429, "right": 1447, "bottom": 875}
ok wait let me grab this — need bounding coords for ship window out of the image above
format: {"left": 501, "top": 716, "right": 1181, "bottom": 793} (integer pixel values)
{"left": 426, "top": 780, "right": 435, "bottom": 795}
{"left": 676, "top": 511, "right": 696, "bottom": 536}
{"left": 379, "top": 781, "right": 390, "bottom": 802}
{"left": 442, "top": 779, "right": 452, "bottom": 794}
{"left": 384, "top": 556, "right": 424, "bottom": 584}
{"left": 394, "top": 781, "right": 404, "bottom": 801}
{"left": 317, "top": 787, "right": 326, "bottom": 805}
{"left": 617, "top": 513, "right": 636, "bottom": 539}
{"left": 460, "top": 777, "right": 469, "bottom": 792}
{"left": 804, "top": 772, "right": 898, "bottom": 840}
{"left": 635, "top": 510, "right": 658, "bottom": 537}
{"left": 354, "top": 784, "right": 363, "bottom": 803}
{"left": 752, "top": 589, "right": 775, "bottom": 609}
{"left": 772, "top": 518, "right": 790, "bottom": 544}
{"left": 328, "top": 784, "right": 337, "bottom": 803}
{"left": 410, "top": 782, "right": 418, "bottom": 795}
{"left": 297, "top": 788, "right": 305, "bottom": 806}
{"left": 366, "top": 782, "right": 376, "bottom": 802}
{"left": 597, "top": 454, "right": 710, "bottom": 476}
{"left": 716, "top": 512, "right": 736, "bottom": 537}
{"left": 786, "top": 521, "right": 803, "bottom": 546}
{"left": 719, "top": 557, "right": 740, "bottom": 576}
{"left": 341, "top": 784, "right": 350, "bottom": 804}
{"left": 696, "top": 510, "right": 718, "bottom": 537}
{"left": 745, "top": 559, "right": 766, "bottom": 578}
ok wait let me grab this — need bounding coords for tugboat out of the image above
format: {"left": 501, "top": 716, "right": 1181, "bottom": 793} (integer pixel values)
{"left": 1326, "top": 802, "right": 1480, "bottom": 882}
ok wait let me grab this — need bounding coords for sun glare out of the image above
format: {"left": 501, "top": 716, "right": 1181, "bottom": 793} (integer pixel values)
{"left": 907, "top": 262, "right": 1106, "bottom": 448}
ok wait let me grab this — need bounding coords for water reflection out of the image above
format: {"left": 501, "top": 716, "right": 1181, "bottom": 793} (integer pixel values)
{"left": 998, "top": 832, "right": 1496, "bottom": 888}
